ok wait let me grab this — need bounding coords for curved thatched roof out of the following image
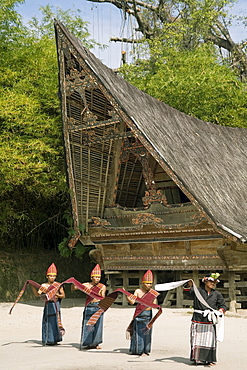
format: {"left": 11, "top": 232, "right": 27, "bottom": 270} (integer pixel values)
{"left": 55, "top": 20, "right": 247, "bottom": 242}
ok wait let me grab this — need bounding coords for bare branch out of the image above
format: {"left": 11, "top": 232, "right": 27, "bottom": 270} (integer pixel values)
{"left": 88, "top": 0, "right": 158, "bottom": 11}
{"left": 111, "top": 36, "right": 143, "bottom": 43}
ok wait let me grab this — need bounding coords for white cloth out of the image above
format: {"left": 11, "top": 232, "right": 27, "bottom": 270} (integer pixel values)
{"left": 155, "top": 279, "right": 225, "bottom": 342}
{"left": 194, "top": 309, "right": 224, "bottom": 342}
{"left": 155, "top": 280, "right": 190, "bottom": 291}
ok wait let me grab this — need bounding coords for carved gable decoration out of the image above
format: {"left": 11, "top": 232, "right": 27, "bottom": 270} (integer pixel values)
{"left": 55, "top": 20, "right": 247, "bottom": 249}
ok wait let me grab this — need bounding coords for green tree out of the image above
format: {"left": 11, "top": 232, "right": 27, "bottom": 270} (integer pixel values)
{"left": 121, "top": 43, "right": 247, "bottom": 127}
{"left": 0, "top": 1, "right": 98, "bottom": 254}
{"left": 89, "top": 0, "right": 247, "bottom": 79}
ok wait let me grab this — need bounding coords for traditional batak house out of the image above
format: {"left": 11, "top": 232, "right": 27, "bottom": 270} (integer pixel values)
{"left": 54, "top": 21, "right": 247, "bottom": 310}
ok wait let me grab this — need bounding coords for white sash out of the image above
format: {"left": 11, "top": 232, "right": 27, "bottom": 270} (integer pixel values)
{"left": 155, "top": 279, "right": 225, "bottom": 342}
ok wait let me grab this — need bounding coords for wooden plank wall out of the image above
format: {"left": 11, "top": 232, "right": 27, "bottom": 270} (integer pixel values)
{"left": 106, "top": 271, "right": 247, "bottom": 310}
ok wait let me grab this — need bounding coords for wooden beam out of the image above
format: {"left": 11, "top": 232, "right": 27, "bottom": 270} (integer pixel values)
{"left": 176, "top": 271, "right": 183, "bottom": 308}
{"left": 192, "top": 271, "right": 199, "bottom": 286}
{"left": 228, "top": 271, "right": 237, "bottom": 312}
{"left": 101, "top": 137, "right": 113, "bottom": 217}
{"left": 184, "top": 240, "right": 191, "bottom": 255}
{"left": 86, "top": 146, "right": 91, "bottom": 232}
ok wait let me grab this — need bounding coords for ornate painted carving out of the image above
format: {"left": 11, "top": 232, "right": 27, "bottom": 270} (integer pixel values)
{"left": 132, "top": 213, "right": 163, "bottom": 227}
{"left": 68, "top": 230, "right": 81, "bottom": 249}
{"left": 142, "top": 189, "right": 167, "bottom": 206}
{"left": 91, "top": 217, "right": 111, "bottom": 227}
{"left": 121, "top": 137, "right": 168, "bottom": 205}
{"left": 83, "top": 127, "right": 134, "bottom": 143}
{"left": 104, "top": 255, "right": 221, "bottom": 260}
{"left": 83, "top": 129, "right": 96, "bottom": 143}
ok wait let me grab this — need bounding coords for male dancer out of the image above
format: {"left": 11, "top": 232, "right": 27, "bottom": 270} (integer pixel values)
{"left": 184, "top": 273, "right": 227, "bottom": 366}
{"left": 127, "top": 270, "right": 159, "bottom": 356}
{"left": 72, "top": 264, "right": 106, "bottom": 349}
{"left": 32, "top": 263, "right": 65, "bottom": 345}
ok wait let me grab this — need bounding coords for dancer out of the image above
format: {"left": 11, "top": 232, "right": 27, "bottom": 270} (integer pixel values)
{"left": 32, "top": 263, "right": 65, "bottom": 346}
{"left": 72, "top": 264, "right": 106, "bottom": 350}
{"left": 184, "top": 272, "right": 227, "bottom": 366}
{"left": 126, "top": 270, "right": 159, "bottom": 356}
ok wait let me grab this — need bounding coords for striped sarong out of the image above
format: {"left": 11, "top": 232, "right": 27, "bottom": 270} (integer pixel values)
{"left": 80, "top": 302, "right": 104, "bottom": 349}
{"left": 190, "top": 321, "right": 217, "bottom": 364}
{"left": 42, "top": 300, "right": 63, "bottom": 345}
{"left": 130, "top": 309, "right": 153, "bottom": 355}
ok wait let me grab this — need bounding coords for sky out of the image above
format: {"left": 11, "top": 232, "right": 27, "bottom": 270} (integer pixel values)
{"left": 15, "top": 0, "right": 247, "bottom": 69}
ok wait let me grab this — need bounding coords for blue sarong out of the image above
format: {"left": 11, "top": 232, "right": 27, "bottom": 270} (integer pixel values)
{"left": 42, "top": 301, "right": 62, "bottom": 345}
{"left": 130, "top": 309, "right": 152, "bottom": 355}
{"left": 80, "top": 302, "right": 104, "bottom": 349}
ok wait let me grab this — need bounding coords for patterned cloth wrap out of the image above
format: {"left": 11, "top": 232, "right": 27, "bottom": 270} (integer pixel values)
{"left": 126, "top": 288, "right": 160, "bottom": 338}
{"left": 16, "top": 277, "right": 163, "bottom": 331}
{"left": 9, "top": 279, "right": 65, "bottom": 336}
{"left": 10, "top": 277, "right": 163, "bottom": 335}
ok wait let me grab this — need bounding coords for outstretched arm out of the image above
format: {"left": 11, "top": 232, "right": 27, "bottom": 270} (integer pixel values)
{"left": 31, "top": 285, "right": 39, "bottom": 298}
{"left": 183, "top": 279, "right": 193, "bottom": 292}
{"left": 126, "top": 288, "right": 138, "bottom": 305}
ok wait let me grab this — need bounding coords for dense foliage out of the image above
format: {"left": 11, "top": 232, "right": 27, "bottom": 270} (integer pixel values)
{"left": 0, "top": 1, "right": 97, "bottom": 254}
{"left": 121, "top": 43, "right": 247, "bottom": 127}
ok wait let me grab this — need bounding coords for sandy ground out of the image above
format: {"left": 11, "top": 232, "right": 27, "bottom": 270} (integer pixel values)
{"left": 1, "top": 299, "right": 247, "bottom": 370}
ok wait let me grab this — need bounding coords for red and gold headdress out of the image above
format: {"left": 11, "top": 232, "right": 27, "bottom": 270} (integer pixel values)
{"left": 46, "top": 263, "right": 57, "bottom": 276}
{"left": 90, "top": 264, "right": 101, "bottom": 277}
{"left": 142, "top": 270, "right": 153, "bottom": 283}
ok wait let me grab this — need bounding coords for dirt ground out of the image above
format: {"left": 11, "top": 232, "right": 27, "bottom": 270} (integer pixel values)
{"left": 1, "top": 299, "right": 247, "bottom": 370}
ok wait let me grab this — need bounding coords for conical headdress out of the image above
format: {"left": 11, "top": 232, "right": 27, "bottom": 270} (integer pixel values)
{"left": 46, "top": 263, "right": 57, "bottom": 276}
{"left": 90, "top": 264, "right": 101, "bottom": 277}
{"left": 142, "top": 270, "right": 153, "bottom": 283}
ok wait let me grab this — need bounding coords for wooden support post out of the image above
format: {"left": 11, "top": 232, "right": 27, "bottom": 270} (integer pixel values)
{"left": 228, "top": 271, "right": 237, "bottom": 312}
{"left": 122, "top": 271, "right": 128, "bottom": 306}
{"left": 176, "top": 271, "right": 183, "bottom": 308}
{"left": 184, "top": 241, "right": 191, "bottom": 255}
{"left": 193, "top": 271, "right": 199, "bottom": 286}
{"left": 106, "top": 273, "right": 113, "bottom": 294}
{"left": 163, "top": 290, "right": 175, "bottom": 307}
